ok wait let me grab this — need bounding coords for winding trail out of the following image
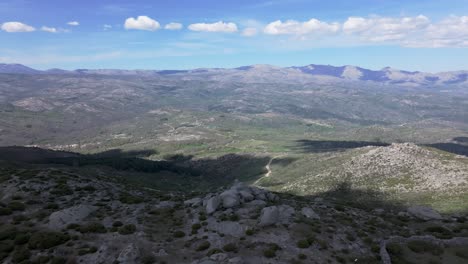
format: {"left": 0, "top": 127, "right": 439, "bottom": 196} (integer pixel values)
{"left": 254, "top": 155, "right": 283, "bottom": 185}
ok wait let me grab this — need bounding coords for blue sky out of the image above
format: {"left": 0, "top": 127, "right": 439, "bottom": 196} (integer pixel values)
{"left": 1, "top": 0, "right": 468, "bottom": 72}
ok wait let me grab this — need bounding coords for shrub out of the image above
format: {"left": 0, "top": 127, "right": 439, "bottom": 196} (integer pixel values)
{"left": 12, "top": 247, "right": 31, "bottom": 263}
{"left": 222, "top": 243, "right": 238, "bottom": 252}
{"left": 196, "top": 241, "right": 211, "bottom": 251}
{"left": 8, "top": 201, "right": 26, "bottom": 211}
{"left": 0, "top": 240, "right": 14, "bottom": 253}
{"left": 28, "top": 232, "right": 70, "bottom": 249}
{"left": 297, "top": 239, "right": 310, "bottom": 248}
{"left": 245, "top": 229, "right": 254, "bottom": 236}
{"left": 298, "top": 253, "right": 307, "bottom": 260}
{"left": 44, "top": 203, "right": 59, "bottom": 210}
{"left": 118, "top": 224, "right": 136, "bottom": 235}
{"left": 119, "top": 193, "right": 144, "bottom": 204}
{"left": 407, "top": 240, "right": 444, "bottom": 256}
{"left": 50, "top": 256, "right": 67, "bottom": 264}
{"left": 263, "top": 249, "right": 276, "bottom": 258}
{"left": 386, "top": 243, "right": 403, "bottom": 256}
{"left": 14, "top": 233, "right": 30, "bottom": 245}
{"left": 66, "top": 223, "right": 80, "bottom": 230}
{"left": 173, "top": 231, "right": 185, "bottom": 238}
{"left": 79, "top": 222, "right": 107, "bottom": 233}
{"left": 0, "top": 207, "right": 12, "bottom": 216}
{"left": 141, "top": 255, "right": 156, "bottom": 264}
{"left": 455, "top": 249, "right": 468, "bottom": 259}
{"left": 112, "top": 221, "right": 123, "bottom": 227}
{"left": 207, "top": 248, "right": 223, "bottom": 256}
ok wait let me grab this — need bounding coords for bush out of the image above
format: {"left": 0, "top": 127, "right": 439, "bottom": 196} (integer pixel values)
{"left": 119, "top": 193, "right": 144, "bottom": 204}
{"left": 8, "top": 201, "right": 25, "bottom": 211}
{"left": 386, "top": 243, "right": 403, "bottom": 256}
{"left": 0, "top": 207, "right": 12, "bottom": 216}
{"left": 245, "top": 229, "right": 254, "bottom": 236}
{"left": 79, "top": 222, "right": 107, "bottom": 233}
{"left": 66, "top": 223, "right": 80, "bottom": 230}
{"left": 298, "top": 253, "right": 307, "bottom": 260}
{"left": 207, "top": 248, "right": 223, "bottom": 256}
{"left": 222, "top": 243, "right": 238, "bottom": 252}
{"left": 50, "top": 256, "right": 67, "bottom": 264}
{"left": 28, "top": 232, "right": 70, "bottom": 249}
{"left": 141, "top": 255, "right": 156, "bottom": 264}
{"left": 407, "top": 240, "right": 444, "bottom": 256}
{"left": 173, "top": 231, "right": 185, "bottom": 238}
{"left": 44, "top": 203, "right": 59, "bottom": 210}
{"left": 112, "top": 221, "right": 123, "bottom": 227}
{"left": 12, "top": 247, "right": 31, "bottom": 263}
{"left": 196, "top": 241, "right": 211, "bottom": 251}
{"left": 14, "top": 233, "right": 30, "bottom": 245}
{"left": 118, "top": 224, "right": 136, "bottom": 235}
{"left": 263, "top": 248, "right": 276, "bottom": 258}
{"left": 297, "top": 239, "right": 310, "bottom": 248}
{"left": 0, "top": 240, "right": 14, "bottom": 253}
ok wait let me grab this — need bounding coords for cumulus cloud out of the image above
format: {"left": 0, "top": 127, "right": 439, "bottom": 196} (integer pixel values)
{"left": 264, "top": 19, "right": 340, "bottom": 35}
{"left": 1, "top": 22, "right": 35, "bottom": 32}
{"left": 165, "top": 22, "right": 183, "bottom": 30}
{"left": 41, "top": 26, "right": 57, "bottom": 33}
{"left": 242, "top": 27, "right": 258, "bottom": 37}
{"left": 124, "top": 16, "right": 160, "bottom": 31}
{"left": 343, "top": 15, "right": 430, "bottom": 42}
{"left": 188, "top": 21, "right": 238, "bottom": 33}
{"left": 67, "top": 21, "right": 79, "bottom": 26}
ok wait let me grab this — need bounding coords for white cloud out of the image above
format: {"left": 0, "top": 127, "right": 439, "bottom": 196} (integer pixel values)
{"left": 67, "top": 21, "right": 79, "bottom": 26}
{"left": 1, "top": 22, "right": 35, "bottom": 32}
{"left": 165, "top": 22, "right": 183, "bottom": 30}
{"left": 103, "top": 24, "right": 112, "bottom": 30}
{"left": 188, "top": 21, "right": 238, "bottom": 33}
{"left": 242, "top": 27, "right": 258, "bottom": 37}
{"left": 264, "top": 19, "right": 340, "bottom": 35}
{"left": 419, "top": 16, "right": 468, "bottom": 47}
{"left": 124, "top": 16, "right": 160, "bottom": 31}
{"left": 343, "top": 15, "right": 430, "bottom": 42}
{"left": 41, "top": 26, "right": 57, "bottom": 33}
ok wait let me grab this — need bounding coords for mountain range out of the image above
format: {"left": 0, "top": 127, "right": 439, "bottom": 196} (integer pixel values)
{"left": 1, "top": 63, "right": 467, "bottom": 87}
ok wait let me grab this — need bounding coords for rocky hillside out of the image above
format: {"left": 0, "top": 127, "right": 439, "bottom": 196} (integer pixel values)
{"left": 1, "top": 162, "right": 468, "bottom": 264}
{"left": 259, "top": 143, "right": 468, "bottom": 212}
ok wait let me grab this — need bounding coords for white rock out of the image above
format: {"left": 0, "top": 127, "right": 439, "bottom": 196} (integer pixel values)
{"left": 117, "top": 244, "right": 139, "bottom": 264}
{"left": 407, "top": 205, "right": 442, "bottom": 221}
{"left": 301, "top": 207, "right": 320, "bottom": 219}
{"left": 267, "top": 192, "right": 279, "bottom": 202}
{"left": 206, "top": 196, "right": 220, "bottom": 214}
{"left": 210, "top": 253, "right": 228, "bottom": 261}
{"left": 258, "top": 206, "right": 280, "bottom": 227}
{"left": 228, "top": 257, "right": 244, "bottom": 263}
{"left": 48, "top": 204, "right": 97, "bottom": 230}
{"left": 239, "top": 190, "right": 254, "bottom": 202}
{"left": 184, "top": 197, "right": 202, "bottom": 207}
{"left": 220, "top": 190, "right": 240, "bottom": 208}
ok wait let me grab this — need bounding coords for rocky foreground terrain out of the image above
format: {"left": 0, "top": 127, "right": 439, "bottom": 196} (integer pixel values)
{"left": 1, "top": 161, "right": 468, "bottom": 264}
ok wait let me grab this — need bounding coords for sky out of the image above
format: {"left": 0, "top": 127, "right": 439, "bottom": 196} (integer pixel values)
{"left": 0, "top": 0, "right": 468, "bottom": 72}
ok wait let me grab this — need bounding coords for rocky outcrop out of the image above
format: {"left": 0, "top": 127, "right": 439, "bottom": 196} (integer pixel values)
{"left": 258, "top": 205, "right": 295, "bottom": 227}
{"left": 407, "top": 205, "right": 442, "bottom": 221}
{"left": 48, "top": 204, "right": 97, "bottom": 230}
{"left": 203, "top": 182, "right": 279, "bottom": 215}
{"left": 301, "top": 207, "right": 320, "bottom": 219}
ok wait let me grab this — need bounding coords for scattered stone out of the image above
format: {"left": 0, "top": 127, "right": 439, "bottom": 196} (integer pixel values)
{"left": 301, "top": 207, "right": 320, "bottom": 219}
{"left": 206, "top": 196, "right": 220, "bottom": 214}
{"left": 407, "top": 205, "right": 442, "bottom": 221}
{"left": 48, "top": 204, "right": 97, "bottom": 230}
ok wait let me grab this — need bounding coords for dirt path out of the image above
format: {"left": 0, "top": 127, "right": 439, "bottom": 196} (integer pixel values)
{"left": 254, "top": 155, "right": 283, "bottom": 185}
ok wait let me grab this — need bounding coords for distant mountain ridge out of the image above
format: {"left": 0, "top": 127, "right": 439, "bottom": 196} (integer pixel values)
{"left": 0, "top": 63, "right": 467, "bottom": 87}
